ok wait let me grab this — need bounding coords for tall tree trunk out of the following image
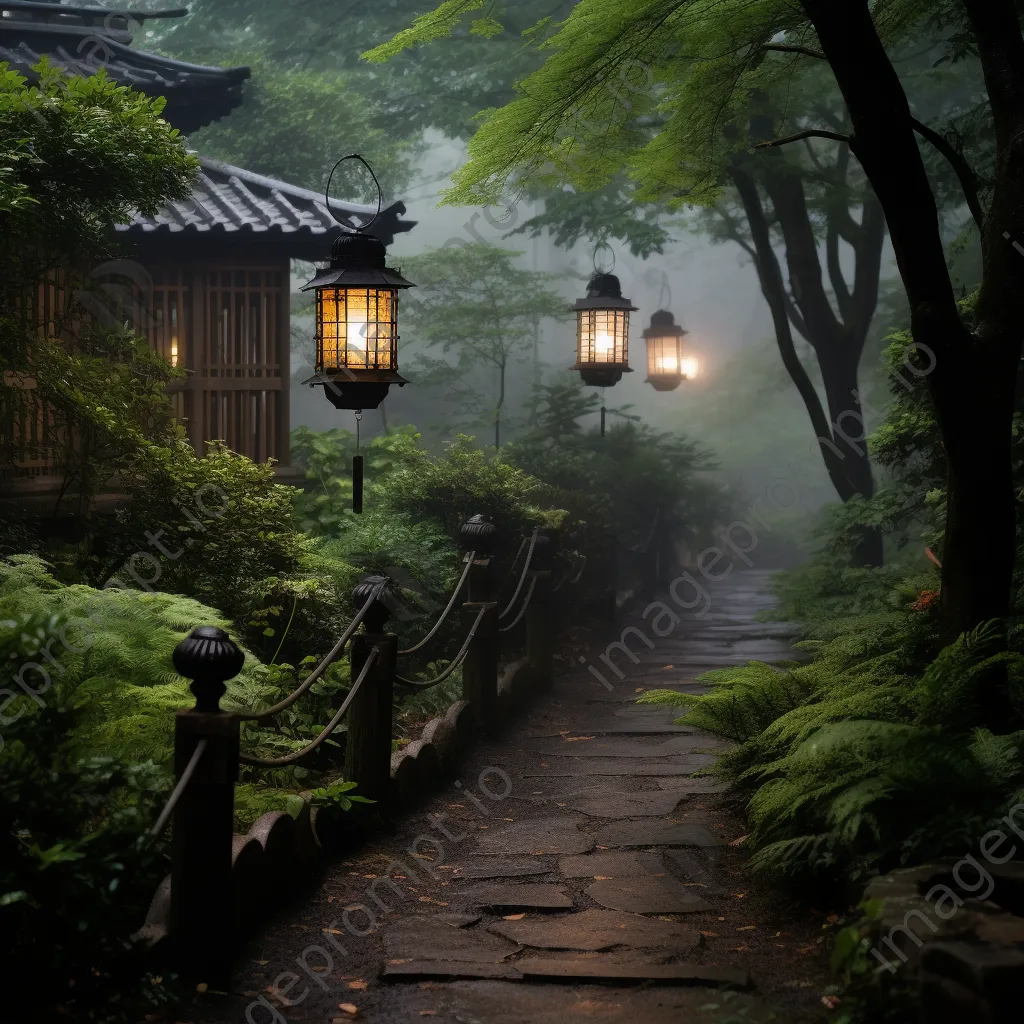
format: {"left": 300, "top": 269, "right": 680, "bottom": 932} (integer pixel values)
{"left": 799, "top": 0, "right": 1024, "bottom": 712}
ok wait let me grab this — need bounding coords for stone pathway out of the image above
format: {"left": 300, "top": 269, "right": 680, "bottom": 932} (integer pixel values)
{"left": 197, "top": 570, "right": 831, "bottom": 1024}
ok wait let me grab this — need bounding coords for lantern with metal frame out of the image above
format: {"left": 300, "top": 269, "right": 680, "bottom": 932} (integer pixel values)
{"left": 571, "top": 246, "right": 635, "bottom": 388}
{"left": 301, "top": 155, "right": 414, "bottom": 411}
{"left": 643, "top": 309, "right": 688, "bottom": 392}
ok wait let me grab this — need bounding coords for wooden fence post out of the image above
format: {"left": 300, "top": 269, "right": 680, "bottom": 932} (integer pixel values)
{"left": 461, "top": 513, "right": 497, "bottom": 603}
{"left": 526, "top": 570, "right": 554, "bottom": 685}
{"left": 345, "top": 576, "right": 398, "bottom": 815}
{"left": 462, "top": 601, "right": 498, "bottom": 734}
{"left": 170, "top": 626, "right": 244, "bottom": 983}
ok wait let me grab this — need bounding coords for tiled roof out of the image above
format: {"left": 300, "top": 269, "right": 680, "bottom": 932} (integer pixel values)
{"left": 115, "top": 156, "right": 417, "bottom": 254}
{"left": 0, "top": 11, "right": 249, "bottom": 133}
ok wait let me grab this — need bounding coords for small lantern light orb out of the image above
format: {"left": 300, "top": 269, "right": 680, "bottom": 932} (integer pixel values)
{"left": 572, "top": 272, "right": 636, "bottom": 388}
{"left": 643, "top": 309, "right": 689, "bottom": 392}
{"left": 680, "top": 356, "right": 699, "bottom": 380}
{"left": 301, "top": 231, "right": 414, "bottom": 410}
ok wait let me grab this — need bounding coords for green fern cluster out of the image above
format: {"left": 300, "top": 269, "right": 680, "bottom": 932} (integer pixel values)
{"left": 0, "top": 555, "right": 267, "bottom": 765}
{"left": 640, "top": 609, "right": 1024, "bottom": 892}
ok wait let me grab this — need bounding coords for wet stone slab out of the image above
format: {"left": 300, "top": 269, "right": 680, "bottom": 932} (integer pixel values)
{"left": 566, "top": 789, "right": 684, "bottom": 818}
{"left": 474, "top": 816, "right": 595, "bottom": 855}
{"left": 654, "top": 777, "right": 729, "bottom": 794}
{"left": 585, "top": 876, "right": 714, "bottom": 914}
{"left": 558, "top": 851, "right": 666, "bottom": 878}
{"left": 592, "top": 821, "right": 728, "bottom": 848}
{"left": 425, "top": 979, "right": 775, "bottom": 1024}
{"left": 457, "top": 883, "right": 575, "bottom": 911}
{"left": 382, "top": 915, "right": 519, "bottom": 963}
{"left": 529, "top": 736, "right": 722, "bottom": 758}
{"left": 486, "top": 908, "right": 701, "bottom": 953}
{"left": 516, "top": 957, "right": 751, "bottom": 987}
{"left": 451, "top": 860, "right": 556, "bottom": 881}
{"left": 523, "top": 756, "right": 714, "bottom": 778}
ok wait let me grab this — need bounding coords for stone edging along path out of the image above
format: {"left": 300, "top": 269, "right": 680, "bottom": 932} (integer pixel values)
{"left": 184, "top": 570, "right": 837, "bottom": 1024}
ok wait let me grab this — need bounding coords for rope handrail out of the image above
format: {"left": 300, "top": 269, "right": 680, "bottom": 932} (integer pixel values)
{"left": 398, "top": 551, "right": 475, "bottom": 655}
{"left": 499, "top": 528, "right": 538, "bottom": 620}
{"left": 494, "top": 535, "right": 528, "bottom": 603}
{"left": 237, "top": 579, "right": 385, "bottom": 722}
{"left": 239, "top": 647, "right": 379, "bottom": 767}
{"left": 498, "top": 575, "right": 537, "bottom": 633}
{"left": 396, "top": 603, "right": 487, "bottom": 688}
{"left": 553, "top": 553, "right": 587, "bottom": 593}
{"left": 149, "top": 738, "right": 207, "bottom": 838}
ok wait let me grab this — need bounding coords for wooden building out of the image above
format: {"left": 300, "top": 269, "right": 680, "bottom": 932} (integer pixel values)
{"left": 1, "top": 0, "right": 415, "bottom": 491}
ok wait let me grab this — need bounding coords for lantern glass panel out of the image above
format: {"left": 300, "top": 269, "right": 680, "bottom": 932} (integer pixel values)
{"left": 317, "top": 286, "right": 398, "bottom": 372}
{"left": 646, "top": 334, "right": 681, "bottom": 377}
{"left": 577, "top": 308, "right": 629, "bottom": 365}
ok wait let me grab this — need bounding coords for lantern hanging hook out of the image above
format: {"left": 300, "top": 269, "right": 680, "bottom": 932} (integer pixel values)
{"left": 324, "top": 153, "right": 383, "bottom": 235}
{"left": 592, "top": 240, "right": 615, "bottom": 276}
{"left": 658, "top": 271, "right": 671, "bottom": 311}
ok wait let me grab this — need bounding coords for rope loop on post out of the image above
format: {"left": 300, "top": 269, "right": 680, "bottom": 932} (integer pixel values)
{"left": 499, "top": 528, "right": 538, "bottom": 619}
{"left": 498, "top": 575, "right": 537, "bottom": 633}
{"left": 239, "top": 647, "right": 379, "bottom": 767}
{"left": 238, "top": 578, "right": 385, "bottom": 722}
{"left": 396, "top": 604, "right": 488, "bottom": 688}
{"left": 149, "top": 738, "right": 208, "bottom": 838}
{"left": 398, "top": 552, "right": 475, "bottom": 655}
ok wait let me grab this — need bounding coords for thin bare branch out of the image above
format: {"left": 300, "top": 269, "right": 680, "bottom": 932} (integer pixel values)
{"left": 755, "top": 129, "right": 851, "bottom": 150}
{"left": 763, "top": 43, "right": 826, "bottom": 60}
{"left": 910, "top": 117, "right": 985, "bottom": 230}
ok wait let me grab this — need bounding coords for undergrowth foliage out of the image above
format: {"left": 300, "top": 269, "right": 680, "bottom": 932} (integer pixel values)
{"left": 641, "top": 597, "right": 1024, "bottom": 894}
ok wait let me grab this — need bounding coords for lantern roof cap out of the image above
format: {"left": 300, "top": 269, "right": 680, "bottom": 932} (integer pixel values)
{"left": 643, "top": 309, "right": 688, "bottom": 338}
{"left": 573, "top": 272, "right": 638, "bottom": 312}
{"left": 301, "top": 231, "right": 415, "bottom": 291}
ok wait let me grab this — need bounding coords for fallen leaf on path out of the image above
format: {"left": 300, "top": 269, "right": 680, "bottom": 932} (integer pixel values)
{"left": 700, "top": 931, "right": 719, "bottom": 938}
{"left": 594, "top": 875, "right": 612, "bottom": 880}
{"left": 736, "top": 925, "right": 756, "bottom": 932}
{"left": 822, "top": 995, "right": 841, "bottom": 1009}
{"left": 503, "top": 913, "right": 526, "bottom": 920}
{"left": 347, "top": 980, "right": 368, "bottom": 990}
{"left": 337, "top": 1002, "right": 359, "bottom": 1016}
{"left": 729, "top": 835, "right": 749, "bottom": 847}
{"left": 563, "top": 736, "right": 594, "bottom": 742}
{"left": 730, "top": 945, "right": 749, "bottom": 952}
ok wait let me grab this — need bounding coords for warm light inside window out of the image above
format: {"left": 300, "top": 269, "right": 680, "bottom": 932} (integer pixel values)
{"left": 317, "top": 286, "right": 397, "bottom": 371}
{"left": 170, "top": 336, "right": 178, "bottom": 368}
{"left": 645, "top": 334, "right": 682, "bottom": 378}
{"left": 680, "top": 357, "right": 699, "bottom": 379}
{"left": 578, "top": 309, "right": 629, "bottom": 365}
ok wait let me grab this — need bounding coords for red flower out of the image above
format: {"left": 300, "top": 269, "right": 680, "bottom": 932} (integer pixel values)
{"left": 911, "top": 589, "right": 939, "bottom": 612}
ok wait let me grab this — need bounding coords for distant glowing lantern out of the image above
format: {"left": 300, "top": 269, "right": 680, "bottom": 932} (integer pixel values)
{"left": 643, "top": 309, "right": 688, "bottom": 391}
{"left": 572, "top": 272, "right": 636, "bottom": 388}
{"left": 301, "top": 231, "right": 413, "bottom": 410}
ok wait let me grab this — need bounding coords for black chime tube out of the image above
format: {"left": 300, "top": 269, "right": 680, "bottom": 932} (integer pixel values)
{"left": 600, "top": 405, "right": 606, "bottom": 438}
{"left": 352, "top": 454, "right": 364, "bottom": 514}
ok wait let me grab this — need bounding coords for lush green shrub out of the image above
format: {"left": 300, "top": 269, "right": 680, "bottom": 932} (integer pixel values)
{"left": 0, "top": 610, "right": 176, "bottom": 1023}
{"left": 641, "top": 605, "right": 1024, "bottom": 897}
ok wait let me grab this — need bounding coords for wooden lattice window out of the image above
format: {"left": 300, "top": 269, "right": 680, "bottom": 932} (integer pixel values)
{"left": 203, "top": 268, "right": 284, "bottom": 379}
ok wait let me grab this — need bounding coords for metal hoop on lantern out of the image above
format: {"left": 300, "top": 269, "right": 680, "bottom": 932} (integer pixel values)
{"left": 301, "top": 155, "right": 414, "bottom": 413}
{"left": 571, "top": 242, "right": 634, "bottom": 388}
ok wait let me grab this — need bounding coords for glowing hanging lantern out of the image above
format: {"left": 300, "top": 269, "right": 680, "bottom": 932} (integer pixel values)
{"left": 301, "top": 230, "right": 414, "bottom": 410}
{"left": 643, "top": 309, "right": 688, "bottom": 392}
{"left": 572, "top": 272, "right": 636, "bottom": 388}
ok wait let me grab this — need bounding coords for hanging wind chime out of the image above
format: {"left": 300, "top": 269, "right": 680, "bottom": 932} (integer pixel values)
{"left": 301, "top": 155, "right": 415, "bottom": 512}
